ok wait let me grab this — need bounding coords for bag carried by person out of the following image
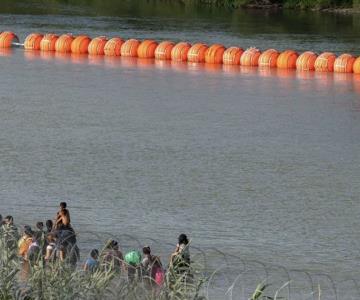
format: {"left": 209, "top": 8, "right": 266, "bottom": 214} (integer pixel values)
{"left": 153, "top": 266, "right": 165, "bottom": 286}
{"left": 125, "top": 250, "right": 141, "bottom": 266}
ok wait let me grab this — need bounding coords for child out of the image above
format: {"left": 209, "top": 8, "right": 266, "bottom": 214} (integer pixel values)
{"left": 46, "top": 220, "right": 53, "bottom": 233}
{"left": 84, "top": 249, "right": 99, "bottom": 273}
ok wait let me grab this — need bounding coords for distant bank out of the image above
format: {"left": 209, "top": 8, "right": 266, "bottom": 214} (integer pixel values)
{"left": 184, "top": 0, "right": 360, "bottom": 11}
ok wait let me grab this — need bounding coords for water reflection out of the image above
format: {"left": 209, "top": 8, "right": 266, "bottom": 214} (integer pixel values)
{"left": 88, "top": 54, "right": 104, "bottom": 66}
{"left": 276, "top": 68, "right": 297, "bottom": 79}
{"left": 239, "top": 66, "right": 258, "bottom": 76}
{"left": 24, "top": 50, "right": 41, "bottom": 61}
{"left": 104, "top": 56, "right": 122, "bottom": 69}
{"left": 351, "top": 75, "right": 360, "bottom": 110}
{"left": 154, "top": 60, "right": 172, "bottom": 71}
{"left": 296, "top": 71, "right": 316, "bottom": 81}
{"left": 204, "top": 63, "right": 223, "bottom": 73}
{"left": 119, "top": 57, "right": 138, "bottom": 68}
{"left": 55, "top": 52, "right": 72, "bottom": 63}
{"left": 258, "top": 67, "right": 277, "bottom": 78}
{"left": 137, "top": 58, "right": 155, "bottom": 69}
{"left": 13, "top": 49, "right": 360, "bottom": 95}
{"left": 222, "top": 64, "right": 240, "bottom": 76}
{"left": 40, "top": 51, "right": 56, "bottom": 61}
{"left": 170, "top": 61, "right": 189, "bottom": 73}
{"left": 0, "top": 48, "right": 14, "bottom": 57}
{"left": 70, "top": 53, "right": 89, "bottom": 65}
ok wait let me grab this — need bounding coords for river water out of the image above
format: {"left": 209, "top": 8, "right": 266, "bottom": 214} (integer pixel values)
{"left": 1, "top": 1, "right": 360, "bottom": 298}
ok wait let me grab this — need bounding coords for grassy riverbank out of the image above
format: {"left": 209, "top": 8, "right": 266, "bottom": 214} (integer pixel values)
{"left": 2, "top": 0, "right": 360, "bottom": 14}
{"left": 0, "top": 236, "right": 207, "bottom": 300}
{"left": 184, "top": 0, "right": 360, "bottom": 10}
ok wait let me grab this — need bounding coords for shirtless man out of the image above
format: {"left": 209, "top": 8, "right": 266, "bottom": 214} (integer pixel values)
{"left": 55, "top": 202, "right": 71, "bottom": 230}
{"left": 54, "top": 202, "right": 77, "bottom": 262}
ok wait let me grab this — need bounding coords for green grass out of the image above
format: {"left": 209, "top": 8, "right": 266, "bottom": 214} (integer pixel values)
{"left": 0, "top": 232, "right": 334, "bottom": 300}
{"left": 0, "top": 233, "right": 208, "bottom": 300}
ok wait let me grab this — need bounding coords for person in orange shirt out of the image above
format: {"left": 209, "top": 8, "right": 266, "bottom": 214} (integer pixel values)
{"left": 18, "top": 227, "right": 34, "bottom": 259}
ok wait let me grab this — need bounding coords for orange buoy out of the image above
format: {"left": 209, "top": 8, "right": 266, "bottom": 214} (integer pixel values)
{"left": 120, "top": 39, "right": 141, "bottom": 57}
{"left": 353, "top": 57, "right": 360, "bottom": 74}
{"left": 205, "top": 44, "right": 226, "bottom": 64}
{"left": 314, "top": 52, "right": 336, "bottom": 72}
{"left": 40, "top": 34, "right": 59, "bottom": 51}
{"left": 222, "top": 47, "right": 244, "bottom": 65}
{"left": 171, "top": 42, "right": 191, "bottom": 62}
{"left": 88, "top": 36, "right": 108, "bottom": 55}
{"left": 258, "top": 49, "right": 279, "bottom": 68}
{"left": 24, "top": 33, "right": 44, "bottom": 50}
{"left": 104, "top": 37, "right": 124, "bottom": 56}
{"left": 187, "top": 43, "right": 208, "bottom": 63}
{"left": 296, "top": 51, "right": 317, "bottom": 71}
{"left": 0, "top": 31, "right": 19, "bottom": 48}
{"left": 334, "top": 53, "right": 356, "bottom": 73}
{"left": 277, "top": 50, "right": 299, "bottom": 69}
{"left": 71, "top": 35, "right": 91, "bottom": 54}
{"left": 240, "top": 48, "right": 261, "bottom": 67}
{"left": 154, "top": 41, "right": 174, "bottom": 60}
{"left": 137, "top": 40, "right": 158, "bottom": 59}
{"left": 55, "top": 34, "right": 75, "bottom": 53}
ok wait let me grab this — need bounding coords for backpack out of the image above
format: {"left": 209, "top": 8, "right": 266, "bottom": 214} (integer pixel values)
{"left": 125, "top": 250, "right": 141, "bottom": 266}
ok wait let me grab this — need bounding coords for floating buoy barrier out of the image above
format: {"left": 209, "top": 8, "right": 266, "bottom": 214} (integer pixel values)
{"left": 154, "top": 41, "right": 174, "bottom": 60}
{"left": 222, "top": 47, "right": 244, "bottom": 65}
{"left": 296, "top": 51, "right": 317, "bottom": 71}
{"left": 104, "top": 37, "right": 124, "bottom": 56}
{"left": 71, "top": 35, "right": 91, "bottom": 54}
{"left": 354, "top": 57, "right": 360, "bottom": 74}
{"left": 0, "top": 31, "right": 19, "bottom": 48}
{"left": 258, "top": 49, "right": 279, "bottom": 68}
{"left": 121, "top": 39, "right": 140, "bottom": 57}
{"left": 187, "top": 43, "right": 208, "bottom": 63}
{"left": 277, "top": 50, "right": 299, "bottom": 69}
{"left": 40, "top": 34, "right": 59, "bottom": 51}
{"left": 55, "top": 34, "right": 75, "bottom": 53}
{"left": 334, "top": 53, "right": 356, "bottom": 73}
{"left": 88, "top": 36, "right": 108, "bottom": 55}
{"left": 240, "top": 47, "right": 261, "bottom": 67}
{"left": 205, "top": 44, "right": 226, "bottom": 64}
{"left": 1, "top": 31, "right": 360, "bottom": 77}
{"left": 137, "top": 40, "right": 158, "bottom": 59}
{"left": 24, "top": 33, "right": 44, "bottom": 50}
{"left": 171, "top": 42, "right": 191, "bottom": 62}
{"left": 314, "top": 52, "right": 336, "bottom": 72}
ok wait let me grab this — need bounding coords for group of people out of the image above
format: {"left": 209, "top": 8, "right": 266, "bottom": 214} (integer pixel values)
{"left": 0, "top": 202, "right": 79, "bottom": 266}
{"left": 0, "top": 202, "right": 191, "bottom": 288}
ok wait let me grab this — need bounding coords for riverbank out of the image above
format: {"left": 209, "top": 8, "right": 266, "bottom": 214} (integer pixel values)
{"left": 188, "top": 0, "right": 360, "bottom": 11}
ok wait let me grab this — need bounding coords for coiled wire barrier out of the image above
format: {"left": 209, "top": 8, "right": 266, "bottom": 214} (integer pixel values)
{"left": 74, "top": 230, "right": 360, "bottom": 300}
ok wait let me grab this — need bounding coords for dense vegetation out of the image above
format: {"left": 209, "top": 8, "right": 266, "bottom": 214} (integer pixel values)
{"left": 50, "top": 0, "right": 360, "bottom": 10}
{"left": 1, "top": 0, "right": 359, "bottom": 15}
{"left": 0, "top": 231, "right": 277, "bottom": 300}
{"left": 0, "top": 234, "right": 208, "bottom": 300}
{"left": 189, "top": 0, "right": 356, "bottom": 9}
